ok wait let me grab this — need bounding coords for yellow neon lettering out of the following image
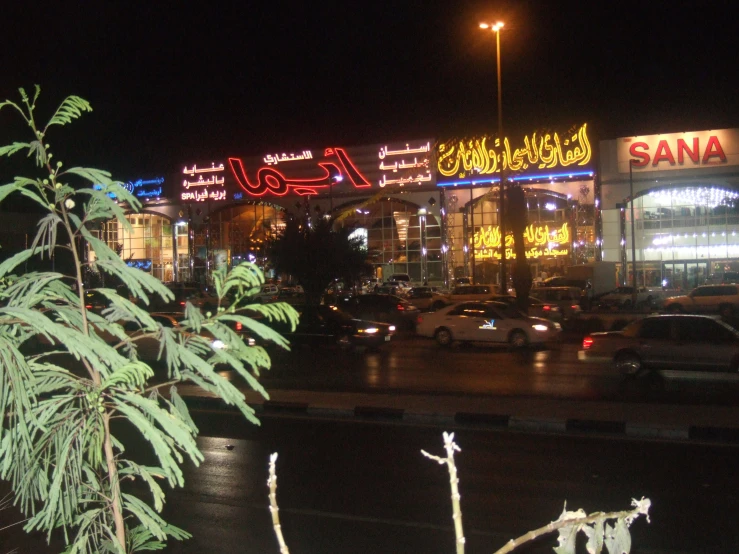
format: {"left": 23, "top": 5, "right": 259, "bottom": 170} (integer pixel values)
{"left": 437, "top": 124, "right": 591, "bottom": 178}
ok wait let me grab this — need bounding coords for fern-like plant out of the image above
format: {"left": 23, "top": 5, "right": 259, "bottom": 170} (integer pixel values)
{"left": 0, "top": 86, "right": 298, "bottom": 553}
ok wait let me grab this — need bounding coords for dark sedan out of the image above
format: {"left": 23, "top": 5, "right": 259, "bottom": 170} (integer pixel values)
{"left": 579, "top": 314, "right": 739, "bottom": 379}
{"left": 285, "top": 305, "right": 395, "bottom": 350}
{"left": 333, "top": 293, "right": 421, "bottom": 330}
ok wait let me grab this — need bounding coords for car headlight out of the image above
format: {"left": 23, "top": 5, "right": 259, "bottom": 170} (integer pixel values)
{"left": 361, "top": 327, "right": 379, "bottom": 334}
{"left": 388, "top": 325, "right": 396, "bottom": 332}
{"left": 531, "top": 324, "right": 549, "bottom": 332}
{"left": 211, "top": 339, "right": 227, "bottom": 350}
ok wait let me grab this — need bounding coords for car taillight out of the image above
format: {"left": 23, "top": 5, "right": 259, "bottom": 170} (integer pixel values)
{"left": 571, "top": 305, "right": 580, "bottom": 310}
{"left": 85, "top": 305, "right": 93, "bottom": 309}
{"left": 235, "top": 322, "right": 243, "bottom": 331}
{"left": 396, "top": 304, "right": 405, "bottom": 311}
{"left": 582, "top": 336, "right": 594, "bottom": 350}
{"left": 180, "top": 301, "right": 186, "bottom": 306}
{"left": 543, "top": 305, "right": 551, "bottom": 311}
{"left": 416, "top": 316, "right": 423, "bottom": 324}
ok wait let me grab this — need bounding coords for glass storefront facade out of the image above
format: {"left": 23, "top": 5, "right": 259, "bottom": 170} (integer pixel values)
{"left": 336, "top": 198, "right": 442, "bottom": 283}
{"left": 97, "top": 213, "right": 186, "bottom": 282}
{"left": 624, "top": 186, "right": 739, "bottom": 289}
{"left": 443, "top": 186, "right": 594, "bottom": 285}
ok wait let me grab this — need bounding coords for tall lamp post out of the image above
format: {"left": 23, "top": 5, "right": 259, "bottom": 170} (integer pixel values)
{"left": 629, "top": 159, "right": 638, "bottom": 307}
{"left": 480, "top": 21, "right": 506, "bottom": 289}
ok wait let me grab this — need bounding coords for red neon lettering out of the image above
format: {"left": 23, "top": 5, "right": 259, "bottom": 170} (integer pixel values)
{"left": 651, "top": 140, "right": 676, "bottom": 166}
{"left": 702, "top": 135, "right": 727, "bottom": 164}
{"left": 228, "top": 147, "right": 373, "bottom": 197}
{"left": 628, "top": 142, "right": 650, "bottom": 167}
{"left": 228, "top": 158, "right": 339, "bottom": 197}
{"left": 677, "top": 138, "right": 699, "bottom": 164}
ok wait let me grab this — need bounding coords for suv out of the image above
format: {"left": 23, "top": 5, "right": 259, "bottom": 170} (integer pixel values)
{"left": 530, "top": 286, "right": 583, "bottom": 319}
{"left": 663, "top": 284, "right": 739, "bottom": 317}
{"left": 444, "top": 284, "right": 499, "bottom": 304}
{"left": 253, "top": 284, "right": 280, "bottom": 304}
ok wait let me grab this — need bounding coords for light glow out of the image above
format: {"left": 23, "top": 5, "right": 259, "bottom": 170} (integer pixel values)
{"left": 437, "top": 123, "right": 591, "bottom": 179}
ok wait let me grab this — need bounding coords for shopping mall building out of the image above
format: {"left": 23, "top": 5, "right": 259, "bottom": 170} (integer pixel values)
{"left": 96, "top": 123, "right": 600, "bottom": 287}
{"left": 99, "top": 124, "right": 739, "bottom": 291}
{"left": 600, "top": 128, "right": 739, "bottom": 289}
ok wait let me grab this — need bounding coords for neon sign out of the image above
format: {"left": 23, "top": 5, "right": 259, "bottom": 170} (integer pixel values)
{"left": 181, "top": 162, "right": 228, "bottom": 202}
{"left": 437, "top": 124, "right": 591, "bottom": 179}
{"left": 124, "top": 177, "right": 165, "bottom": 198}
{"left": 228, "top": 147, "right": 371, "bottom": 197}
{"left": 472, "top": 222, "right": 570, "bottom": 260}
{"left": 377, "top": 141, "right": 433, "bottom": 187}
{"left": 126, "top": 259, "right": 152, "bottom": 271}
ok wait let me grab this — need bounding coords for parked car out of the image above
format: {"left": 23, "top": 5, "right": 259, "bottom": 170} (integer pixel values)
{"left": 416, "top": 300, "right": 561, "bottom": 348}
{"left": 253, "top": 284, "right": 280, "bottom": 304}
{"left": 489, "top": 295, "right": 564, "bottom": 323}
{"left": 442, "top": 284, "right": 499, "bottom": 305}
{"left": 530, "top": 286, "right": 583, "bottom": 319}
{"left": 662, "top": 284, "right": 739, "bottom": 317}
{"left": 578, "top": 314, "right": 739, "bottom": 377}
{"left": 597, "top": 286, "right": 660, "bottom": 309}
{"left": 388, "top": 273, "right": 412, "bottom": 285}
{"left": 278, "top": 304, "right": 395, "bottom": 350}
{"left": 404, "top": 286, "right": 448, "bottom": 311}
{"left": 379, "top": 280, "right": 411, "bottom": 296}
{"left": 333, "top": 293, "right": 420, "bottom": 330}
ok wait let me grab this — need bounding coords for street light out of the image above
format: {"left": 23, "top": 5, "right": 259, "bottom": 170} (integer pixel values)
{"left": 480, "top": 20, "right": 506, "bottom": 290}
{"left": 629, "top": 159, "right": 638, "bottom": 307}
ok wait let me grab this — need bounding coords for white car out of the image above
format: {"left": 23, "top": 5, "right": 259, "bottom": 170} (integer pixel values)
{"left": 416, "top": 301, "right": 561, "bottom": 348}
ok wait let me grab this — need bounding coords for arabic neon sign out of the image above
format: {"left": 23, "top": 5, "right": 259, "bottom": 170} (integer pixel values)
{"left": 181, "top": 162, "right": 228, "bottom": 202}
{"left": 229, "top": 147, "right": 371, "bottom": 197}
{"left": 437, "top": 124, "right": 592, "bottom": 180}
{"left": 472, "top": 222, "right": 571, "bottom": 261}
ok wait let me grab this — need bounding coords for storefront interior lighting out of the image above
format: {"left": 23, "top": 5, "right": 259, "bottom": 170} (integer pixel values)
{"left": 648, "top": 186, "right": 739, "bottom": 208}
{"left": 544, "top": 203, "right": 556, "bottom": 211}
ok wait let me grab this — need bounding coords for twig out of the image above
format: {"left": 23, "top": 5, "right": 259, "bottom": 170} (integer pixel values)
{"left": 267, "top": 453, "right": 290, "bottom": 554}
{"left": 421, "top": 431, "right": 465, "bottom": 554}
{"left": 493, "top": 498, "right": 651, "bottom": 554}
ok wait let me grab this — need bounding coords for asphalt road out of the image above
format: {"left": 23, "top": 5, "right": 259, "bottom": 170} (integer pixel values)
{"left": 6, "top": 413, "right": 734, "bottom": 554}
{"left": 247, "top": 336, "right": 739, "bottom": 406}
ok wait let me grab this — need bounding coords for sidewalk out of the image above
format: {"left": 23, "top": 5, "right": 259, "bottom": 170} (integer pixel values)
{"left": 180, "top": 385, "right": 739, "bottom": 444}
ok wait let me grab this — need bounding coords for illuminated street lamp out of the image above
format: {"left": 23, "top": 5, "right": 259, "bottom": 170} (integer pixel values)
{"left": 480, "top": 20, "right": 507, "bottom": 289}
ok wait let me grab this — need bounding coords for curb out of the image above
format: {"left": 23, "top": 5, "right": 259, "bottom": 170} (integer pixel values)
{"left": 182, "top": 393, "right": 739, "bottom": 445}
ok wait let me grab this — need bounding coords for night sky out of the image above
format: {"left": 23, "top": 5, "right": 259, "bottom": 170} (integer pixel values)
{"left": 2, "top": 1, "right": 738, "bottom": 180}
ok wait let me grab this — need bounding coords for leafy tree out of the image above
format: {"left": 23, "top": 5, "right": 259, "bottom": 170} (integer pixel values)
{"left": 0, "top": 86, "right": 298, "bottom": 553}
{"left": 507, "top": 185, "right": 533, "bottom": 313}
{"left": 267, "top": 215, "right": 371, "bottom": 305}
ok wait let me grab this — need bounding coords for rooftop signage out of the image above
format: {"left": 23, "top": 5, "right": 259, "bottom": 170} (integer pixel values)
{"left": 618, "top": 128, "right": 738, "bottom": 173}
{"left": 180, "top": 162, "right": 230, "bottom": 202}
{"left": 227, "top": 139, "right": 436, "bottom": 198}
{"left": 437, "top": 124, "right": 592, "bottom": 182}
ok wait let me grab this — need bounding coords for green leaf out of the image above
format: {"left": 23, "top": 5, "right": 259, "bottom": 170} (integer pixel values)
{"left": 45, "top": 95, "right": 93, "bottom": 128}
{"left": 0, "top": 142, "right": 30, "bottom": 157}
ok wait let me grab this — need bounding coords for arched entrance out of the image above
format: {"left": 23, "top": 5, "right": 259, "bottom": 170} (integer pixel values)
{"left": 197, "top": 202, "right": 287, "bottom": 281}
{"left": 333, "top": 197, "right": 442, "bottom": 283}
